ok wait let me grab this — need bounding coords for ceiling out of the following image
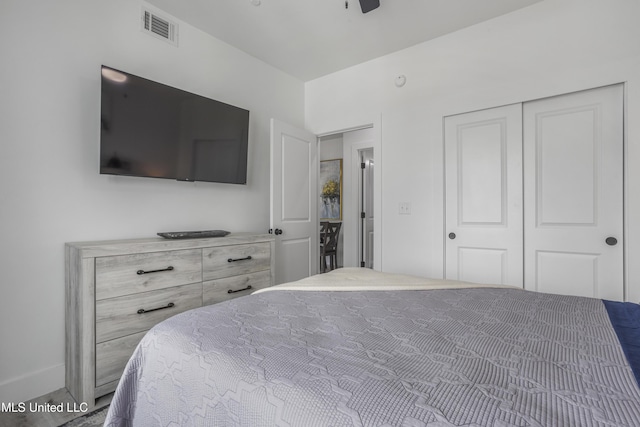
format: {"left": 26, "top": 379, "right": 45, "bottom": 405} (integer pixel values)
{"left": 146, "top": 0, "right": 543, "bottom": 82}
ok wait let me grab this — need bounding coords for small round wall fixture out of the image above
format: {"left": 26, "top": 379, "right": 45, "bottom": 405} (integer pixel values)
{"left": 395, "top": 75, "right": 407, "bottom": 87}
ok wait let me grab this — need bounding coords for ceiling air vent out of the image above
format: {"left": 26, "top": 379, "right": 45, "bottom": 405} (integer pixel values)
{"left": 141, "top": 8, "right": 178, "bottom": 46}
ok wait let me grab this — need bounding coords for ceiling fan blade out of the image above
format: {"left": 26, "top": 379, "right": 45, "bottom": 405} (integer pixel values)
{"left": 359, "top": 0, "right": 380, "bottom": 13}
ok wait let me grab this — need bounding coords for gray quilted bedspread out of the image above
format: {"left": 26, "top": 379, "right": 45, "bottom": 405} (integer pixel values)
{"left": 104, "top": 288, "right": 640, "bottom": 426}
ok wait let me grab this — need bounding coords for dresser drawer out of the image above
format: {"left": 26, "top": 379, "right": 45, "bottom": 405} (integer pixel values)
{"left": 96, "top": 283, "right": 202, "bottom": 343}
{"left": 95, "top": 331, "right": 146, "bottom": 387}
{"left": 203, "top": 270, "right": 272, "bottom": 305}
{"left": 96, "top": 249, "right": 202, "bottom": 300}
{"left": 203, "top": 243, "right": 270, "bottom": 281}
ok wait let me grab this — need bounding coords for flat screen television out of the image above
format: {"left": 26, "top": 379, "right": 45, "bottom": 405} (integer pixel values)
{"left": 100, "top": 65, "right": 249, "bottom": 184}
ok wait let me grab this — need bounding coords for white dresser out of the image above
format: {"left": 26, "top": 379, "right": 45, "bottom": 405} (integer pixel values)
{"left": 65, "top": 233, "right": 274, "bottom": 409}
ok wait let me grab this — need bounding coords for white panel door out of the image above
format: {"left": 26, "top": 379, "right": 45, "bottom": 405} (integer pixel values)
{"left": 270, "top": 119, "right": 318, "bottom": 285}
{"left": 523, "top": 85, "right": 623, "bottom": 300}
{"left": 445, "top": 104, "right": 523, "bottom": 287}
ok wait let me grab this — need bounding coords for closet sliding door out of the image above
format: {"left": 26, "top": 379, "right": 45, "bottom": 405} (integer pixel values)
{"left": 445, "top": 85, "right": 624, "bottom": 299}
{"left": 444, "top": 104, "right": 523, "bottom": 287}
{"left": 523, "top": 85, "right": 624, "bottom": 300}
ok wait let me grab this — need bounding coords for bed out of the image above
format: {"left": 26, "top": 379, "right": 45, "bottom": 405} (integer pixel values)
{"left": 104, "top": 268, "right": 640, "bottom": 426}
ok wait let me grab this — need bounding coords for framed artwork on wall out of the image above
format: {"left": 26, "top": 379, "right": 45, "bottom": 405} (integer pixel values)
{"left": 320, "top": 159, "right": 342, "bottom": 220}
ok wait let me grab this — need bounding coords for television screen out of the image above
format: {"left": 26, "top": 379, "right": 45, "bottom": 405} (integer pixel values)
{"left": 100, "top": 66, "right": 249, "bottom": 184}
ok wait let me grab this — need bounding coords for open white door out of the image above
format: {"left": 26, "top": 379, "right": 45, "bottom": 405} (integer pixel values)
{"left": 270, "top": 119, "right": 318, "bottom": 285}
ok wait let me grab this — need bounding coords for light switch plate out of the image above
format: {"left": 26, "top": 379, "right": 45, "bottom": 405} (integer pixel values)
{"left": 399, "top": 202, "right": 411, "bottom": 215}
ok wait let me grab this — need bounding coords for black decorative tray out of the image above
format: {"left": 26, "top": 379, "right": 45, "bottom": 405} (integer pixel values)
{"left": 157, "top": 230, "right": 230, "bottom": 239}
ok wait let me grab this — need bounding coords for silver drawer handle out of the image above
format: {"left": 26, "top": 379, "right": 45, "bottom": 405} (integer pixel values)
{"left": 228, "top": 256, "right": 252, "bottom": 263}
{"left": 137, "top": 266, "right": 174, "bottom": 275}
{"left": 137, "top": 302, "right": 175, "bottom": 314}
{"left": 228, "top": 285, "right": 252, "bottom": 294}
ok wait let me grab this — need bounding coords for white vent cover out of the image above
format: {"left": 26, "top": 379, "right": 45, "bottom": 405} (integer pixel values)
{"left": 141, "top": 8, "right": 178, "bottom": 46}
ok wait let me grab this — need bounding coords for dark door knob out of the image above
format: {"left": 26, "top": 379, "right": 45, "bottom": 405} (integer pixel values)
{"left": 274, "top": 228, "right": 283, "bottom": 235}
{"left": 605, "top": 237, "right": 618, "bottom": 246}
{"left": 448, "top": 232, "right": 456, "bottom": 240}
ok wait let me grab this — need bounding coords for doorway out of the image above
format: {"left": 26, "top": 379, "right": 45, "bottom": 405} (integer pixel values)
{"left": 271, "top": 118, "right": 381, "bottom": 284}
{"left": 318, "top": 128, "right": 375, "bottom": 270}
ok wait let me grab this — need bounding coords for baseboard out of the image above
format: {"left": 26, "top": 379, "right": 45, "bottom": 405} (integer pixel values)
{"left": 0, "top": 363, "right": 64, "bottom": 403}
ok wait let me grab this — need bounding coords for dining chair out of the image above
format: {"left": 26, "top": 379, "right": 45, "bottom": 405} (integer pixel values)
{"left": 320, "top": 221, "right": 341, "bottom": 273}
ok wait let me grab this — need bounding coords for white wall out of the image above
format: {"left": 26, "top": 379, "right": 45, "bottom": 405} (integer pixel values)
{"left": 305, "top": 0, "right": 640, "bottom": 301}
{"left": 0, "top": 0, "right": 304, "bottom": 402}
{"left": 319, "top": 134, "right": 343, "bottom": 161}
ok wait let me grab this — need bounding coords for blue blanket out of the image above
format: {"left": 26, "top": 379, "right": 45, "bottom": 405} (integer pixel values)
{"left": 604, "top": 300, "right": 640, "bottom": 386}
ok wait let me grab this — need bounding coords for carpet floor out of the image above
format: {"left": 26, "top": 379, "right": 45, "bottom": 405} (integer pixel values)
{"left": 59, "top": 406, "right": 108, "bottom": 427}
